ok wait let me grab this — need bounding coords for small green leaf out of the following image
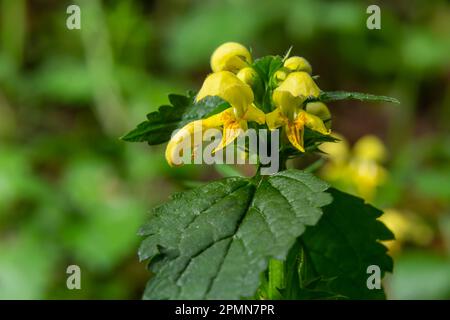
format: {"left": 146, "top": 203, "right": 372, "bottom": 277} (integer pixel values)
{"left": 120, "top": 94, "right": 229, "bottom": 145}
{"left": 309, "top": 91, "right": 400, "bottom": 104}
{"left": 138, "top": 169, "right": 331, "bottom": 299}
{"left": 252, "top": 56, "right": 284, "bottom": 113}
{"left": 301, "top": 188, "right": 394, "bottom": 299}
{"left": 252, "top": 55, "right": 284, "bottom": 84}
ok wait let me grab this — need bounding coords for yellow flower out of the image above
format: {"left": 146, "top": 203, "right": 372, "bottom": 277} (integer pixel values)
{"left": 210, "top": 42, "right": 252, "bottom": 73}
{"left": 346, "top": 135, "right": 388, "bottom": 200}
{"left": 276, "top": 71, "right": 321, "bottom": 98}
{"left": 266, "top": 90, "right": 330, "bottom": 152}
{"left": 264, "top": 71, "right": 327, "bottom": 152}
{"left": 319, "top": 134, "right": 351, "bottom": 183}
{"left": 165, "top": 71, "right": 265, "bottom": 166}
{"left": 379, "top": 208, "right": 434, "bottom": 254}
{"left": 320, "top": 134, "right": 389, "bottom": 201}
{"left": 320, "top": 133, "right": 349, "bottom": 164}
{"left": 348, "top": 157, "right": 387, "bottom": 201}
{"left": 353, "top": 135, "right": 387, "bottom": 162}
{"left": 284, "top": 56, "right": 312, "bottom": 74}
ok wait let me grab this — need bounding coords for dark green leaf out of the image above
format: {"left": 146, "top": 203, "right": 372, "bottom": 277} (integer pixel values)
{"left": 138, "top": 169, "right": 331, "bottom": 299}
{"left": 301, "top": 188, "right": 394, "bottom": 299}
{"left": 308, "top": 91, "right": 400, "bottom": 104}
{"left": 120, "top": 94, "right": 229, "bottom": 145}
{"left": 182, "top": 95, "right": 230, "bottom": 122}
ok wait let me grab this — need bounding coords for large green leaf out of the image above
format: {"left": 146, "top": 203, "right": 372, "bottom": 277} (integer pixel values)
{"left": 300, "top": 188, "right": 394, "bottom": 299}
{"left": 120, "top": 93, "right": 229, "bottom": 144}
{"left": 138, "top": 169, "right": 332, "bottom": 299}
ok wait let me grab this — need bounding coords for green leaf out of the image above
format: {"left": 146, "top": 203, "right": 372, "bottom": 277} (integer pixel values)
{"left": 309, "top": 91, "right": 400, "bottom": 104}
{"left": 138, "top": 169, "right": 332, "bottom": 299}
{"left": 120, "top": 93, "right": 229, "bottom": 144}
{"left": 301, "top": 188, "right": 394, "bottom": 299}
{"left": 252, "top": 55, "right": 283, "bottom": 84}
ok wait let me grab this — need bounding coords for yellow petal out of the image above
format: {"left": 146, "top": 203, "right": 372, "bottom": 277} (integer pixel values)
{"left": 272, "top": 89, "right": 305, "bottom": 120}
{"left": 165, "top": 120, "right": 204, "bottom": 167}
{"left": 165, "top": 108, "right": 235, "bottom": 166}
{"left": 243, "top": 103, "right": 265, "bottom": 124}
{"left": 284, "top": 56, "right": 312, "bottom": 74}
{"left": 196, "top": 71, "right": 254, "bottom": 118}
{"left": 276, "top": 71, "right": 321, "bottom": 98}
{"left": 265, "top": 108, "right": 287, "bottom": 130}
{"left": 201, "top": 111, "right": 225, "bottom": 128}
{"left": 210, "top": 42, "right": 252, "bottom": 73}
{"left": 213, "top": 119, "right": 247, "bottom": 153}
{"left": 285, "top": 122, "right": 305, "bottom": 152}
{"left": 298, "top": 110, "right": 330, "bottom": 135}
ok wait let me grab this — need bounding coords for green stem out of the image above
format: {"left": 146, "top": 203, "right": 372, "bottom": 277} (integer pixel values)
{"left": 265, "top": 148, "right": 292, "bottom": 299}
{"left": 267, "top": 259, "right": 284, "bottom": 300}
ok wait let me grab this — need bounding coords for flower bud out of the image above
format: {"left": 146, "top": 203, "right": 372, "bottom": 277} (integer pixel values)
{"left": 284, "top": 56, "right": 312, "bottom": 74}
{"left": 237, "top": 67, "right": 257, "bottom": 86}
{"left": 274, "top": 68, "right": 289, "bottom": 82}
{"left": 210, "top": 42, "right": 252, "bottom": 73}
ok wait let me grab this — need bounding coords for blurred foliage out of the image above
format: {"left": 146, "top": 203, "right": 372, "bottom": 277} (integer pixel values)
{"left": 0, "top": 0, "right": 449, "bottom": 299}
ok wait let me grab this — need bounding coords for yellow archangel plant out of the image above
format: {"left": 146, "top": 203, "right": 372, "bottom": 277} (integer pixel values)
{"left": 121, "top": 41, "right": 400, "bottom": 301}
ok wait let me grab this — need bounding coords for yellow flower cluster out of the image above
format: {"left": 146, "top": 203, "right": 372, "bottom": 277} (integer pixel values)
{"left": 166, "top": 42, "right": 331, "bottom": 166}
{"left": 320, "top": 134, "right": 388, "bottom": 201}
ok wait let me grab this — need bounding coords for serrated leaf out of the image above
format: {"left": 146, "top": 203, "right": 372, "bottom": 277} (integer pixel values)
{"left": 309, "top": 91, "right": 400, "bottom": 104}
{"left": 120, "top": 94, "right": 229, "bottom": 144}
{"left": 301, "top": 188, "right": 394, "bottom": 299}
{"left": 138, "top": 169, "right": 332, "bottom": 299}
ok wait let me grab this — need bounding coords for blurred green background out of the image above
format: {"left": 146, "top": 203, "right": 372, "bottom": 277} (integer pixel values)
{"left": 0, "top": 0, "right": 449, "bottom": 299}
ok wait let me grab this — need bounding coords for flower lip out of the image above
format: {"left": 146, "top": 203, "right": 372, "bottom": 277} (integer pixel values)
{"left": 276, "top": 71, "right": 321, "bottom": 98}
{"left": 196, "top": 71, "right": 254, "bottom": 119}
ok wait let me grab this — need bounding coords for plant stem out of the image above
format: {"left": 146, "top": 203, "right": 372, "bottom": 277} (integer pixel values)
{"left": 267, "top": 259, "right": 284, "bottom": 300}
{"left": 265, "top": 150, "right": 290, "bottom": 299}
